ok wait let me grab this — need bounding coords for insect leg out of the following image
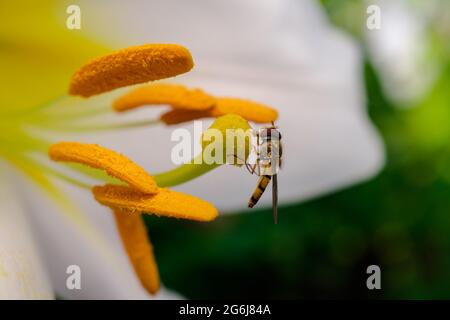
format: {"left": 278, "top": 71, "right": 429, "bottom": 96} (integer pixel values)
{"left": 246, "top": 163, "right": 257, "bottom": 175}
{"left": 272, "top": 174, "right": 278, "bottom": 224}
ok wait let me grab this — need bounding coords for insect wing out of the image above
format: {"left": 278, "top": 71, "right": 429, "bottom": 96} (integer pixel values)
{"left": 272, "top": 174, "right": 278, "bottom": 224}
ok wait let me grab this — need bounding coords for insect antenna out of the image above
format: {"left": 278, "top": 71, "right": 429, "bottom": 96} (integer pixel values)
{"left": 232, "top": 154, "right": 257, "bottom": 175}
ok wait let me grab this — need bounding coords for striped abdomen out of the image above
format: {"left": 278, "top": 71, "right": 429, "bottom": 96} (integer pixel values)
{"left": 248, "top": 175, "right": 271, "bottom": 208}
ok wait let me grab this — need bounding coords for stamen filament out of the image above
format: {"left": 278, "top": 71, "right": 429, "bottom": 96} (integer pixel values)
{"left": 0, "top": 132, "right": 51, "bottom": 154}
{"left": 1, "top": 148, "right": 91, "bottom": 189}
{"left": 37, "top": 164, "right": 92, "bottom": 190}
{"left": 154, "top": 154, "right": 219, "bottom": 187}
{"left": 33, "top": 105, "right": 113, "bottom": 122}
{"left": 0, "top": 96, "right": 66, "bottom": 118}
{"left": 40, "top": 119, "right": 162, "bottom": 132}
{"left": 64, "top": 153, "right": 219, "bottom": 188}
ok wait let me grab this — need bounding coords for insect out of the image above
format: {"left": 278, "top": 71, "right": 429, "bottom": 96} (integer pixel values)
{"left": 246, "top": 122, "right": 283, "bottom": 224}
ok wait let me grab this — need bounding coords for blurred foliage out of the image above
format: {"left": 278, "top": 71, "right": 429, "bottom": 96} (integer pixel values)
{"left": 320, "top": 0, "right": 366, "bottom": 38}
{"left": 145, "top": 2, "right": 450, "bottom": 298}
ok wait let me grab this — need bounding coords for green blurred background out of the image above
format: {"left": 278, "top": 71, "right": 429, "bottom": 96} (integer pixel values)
{"left": 144, "top": 0, "right": 450, "bottom": 299}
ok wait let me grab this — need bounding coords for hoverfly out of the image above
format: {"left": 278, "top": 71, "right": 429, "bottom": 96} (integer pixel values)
{"left": 245, "top": 122, "right": 283, "bottom": 224}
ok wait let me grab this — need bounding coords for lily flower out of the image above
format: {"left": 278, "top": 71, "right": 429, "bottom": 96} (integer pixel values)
{"left": 0, "top": 40, "right": 255, "bottom": 298}
{"left": 1, "top": 0, "right": 385, "bottom": 300}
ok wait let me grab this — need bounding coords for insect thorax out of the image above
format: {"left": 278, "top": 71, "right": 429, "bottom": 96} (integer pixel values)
{"left": 250, "top": 127, "right": 282, "bottom": 176}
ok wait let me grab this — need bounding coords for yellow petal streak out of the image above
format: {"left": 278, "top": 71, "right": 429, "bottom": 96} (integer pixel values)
{"left": 49, "top": 142, "right": 158, "bottom": 194}
{"left": 69, "top": 44, "right": 194, "bottom": 97}
{"left": 113, "top": 83, "right": 215, "bottom": 112}
{"left": 93, "top": 184, "right": 218, "bottom": 221}
{"left": 160, "top": 97, "right": 278, "bottom": 124}
{"left": 113, "top": 208, "right": 160, "bottom": 294}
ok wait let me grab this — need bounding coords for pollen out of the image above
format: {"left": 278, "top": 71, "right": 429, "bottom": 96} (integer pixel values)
{"left": 69, "top": 44, "right": 194, "bottom": 97}
{"left": 201, "top": 114, "right": 252, "bottom": 165}
{"left": 214, "top": 98, "right": 278, "bottom": 123}
{"left": 49, "top": 142, "right": 158, "bottom": 194}
{"left": 160, "top": 97, "right": 278, "bottom": 124}
{"left": 92, "top": 184, "right": 218, "bottom": 222}
{"left": 113, "top": 83, "right": 215, "bottom": 112}
{"left": 113, "top": 208, "right": 160, "bottom": 294}
{"left": 160, "top": 109, "right": 213, "bottom": 125}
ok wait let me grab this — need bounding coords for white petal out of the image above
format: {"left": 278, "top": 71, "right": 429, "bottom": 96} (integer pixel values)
{"left": 67, "top": 0, "right": 385, "bottom": 212}
{"left": 0, "top": 162, "right": 53, "bottom": 299}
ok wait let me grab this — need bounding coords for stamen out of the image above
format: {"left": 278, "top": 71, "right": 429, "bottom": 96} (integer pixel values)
{"left": 113, "top": 208, "right": 160, "bottom": 294}
{"left": 154, "top": 155, "right": 219, "bottom": 187}
{"left": 65, "top": 163, "right": 124, "bottom": 185}
{"left": 160, "top": 109, "right": 213, "bottom": 125}
{"left": 160, "top": 97, "right": 278, "bottom": 124}
{"left": 49, "top": 142, "right": 158, "bottom": 194}
{"left": 92, "top": 184, "right": 218, "bottom": 222}
{"left": 69, "top": 44, "right": 194, "bottom": 97}
{"left": 214, "top": 98, "right": 279, "bottom": 123}
{"left": 113, "top": 83, "right": 215, "bottom": 112}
